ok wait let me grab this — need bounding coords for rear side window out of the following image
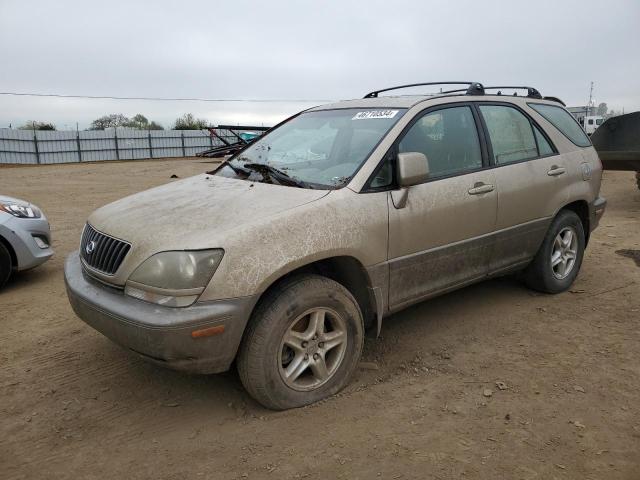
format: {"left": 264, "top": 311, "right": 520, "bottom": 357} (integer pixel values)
{"left": 528, "top": 103, "right": 591, "bottom": 147}
{"left": 479, "top": 105, "right": 538, "bottom": 164}
{"left": 398, "top": 106, "right": 482, "bottom": 178}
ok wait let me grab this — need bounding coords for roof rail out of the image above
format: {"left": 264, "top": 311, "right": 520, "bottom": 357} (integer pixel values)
{"left": 542, "top": 96, "right": 566, "bottom": 106}
{"left": 363, "top": 82, "right": 483, "bottom": 99}
{"left": 362, "top": 82, "right": 564, "bottom": 103}
{"left": 483, "top": 86, "right": 542, "bottom": 99}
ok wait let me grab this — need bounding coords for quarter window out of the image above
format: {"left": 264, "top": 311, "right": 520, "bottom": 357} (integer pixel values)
{"left": 369, "top": 152, "right": 394, "bottom": 189}
{"left": 398, "top": 106, "right": 482, "bottom": 178}
{"left": 479, "top": 105, "right": 538, "bottom": 164}
{"left": 528, "top": 103, "right": 591, "bottom": 147}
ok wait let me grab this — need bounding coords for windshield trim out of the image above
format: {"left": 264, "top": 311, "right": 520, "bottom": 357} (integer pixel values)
{"left": 219, "top": 107, "right": 408, "bottom": 190}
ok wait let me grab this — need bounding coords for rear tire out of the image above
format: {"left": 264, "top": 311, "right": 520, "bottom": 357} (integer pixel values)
{"left": 237, "top": 274, "right": 364, "bottom": 410}
{"left": 0, "top": 241, "right": 13, "bottom": 290}
{"left": 523, "top": 210, "right": 585, "bottom": 293}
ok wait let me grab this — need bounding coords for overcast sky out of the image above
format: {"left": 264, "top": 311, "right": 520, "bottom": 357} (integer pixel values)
{"left": 1, "top": 0, "right": 639, "bottom": 130}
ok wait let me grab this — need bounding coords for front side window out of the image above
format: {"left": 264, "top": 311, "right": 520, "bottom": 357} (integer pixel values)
{"left": 528, "top": 103, "right": 591, "bottom": 147}
{"left": 596, "top": 118, "right": 603, "bottom": 125}
{"left": 216, "top": 108, "right": 405, "bottom": 189}
{"left": 398, "top": 106, "right": 482, "bottom": 178}
{"left": 479, "top": 105, "right": 538, "bottom": 164}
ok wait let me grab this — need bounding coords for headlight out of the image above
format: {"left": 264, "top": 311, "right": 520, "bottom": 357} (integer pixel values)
{"left": 0, "top": 201, "right": 41, "bottom": 218}
{"left": 124, "top": 250, "right": 224, "bottom": 307}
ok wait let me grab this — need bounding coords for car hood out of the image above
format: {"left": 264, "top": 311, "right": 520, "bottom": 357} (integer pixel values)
{"left": 0, "top": 195, "right": 29, "bottom": 204}
{"left": 88, "top": 174, "right": 330, "bottom": 253}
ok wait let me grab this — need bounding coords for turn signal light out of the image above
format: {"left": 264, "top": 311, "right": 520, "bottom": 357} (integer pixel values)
{"left": 191, "top": 325, "right": 225, "bottom": 339}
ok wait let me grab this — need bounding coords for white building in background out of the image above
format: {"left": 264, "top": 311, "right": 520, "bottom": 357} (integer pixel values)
{"left": 567, "top": 106, "right": 604, "bottom": 135}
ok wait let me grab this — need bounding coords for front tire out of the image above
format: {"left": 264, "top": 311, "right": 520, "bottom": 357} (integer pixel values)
{"left": 237, "top": 274, "right": 364, "bottom": 410}
{"left": 0, "top": 242, "right": 12, "bottom": 290}
{"left": 524, "top": 210, "right": 585, "bottom": 293}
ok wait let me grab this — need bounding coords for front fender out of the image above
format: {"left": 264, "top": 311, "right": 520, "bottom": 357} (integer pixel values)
{"left": 200, "top": 189, "right": 390, "bottom": 301}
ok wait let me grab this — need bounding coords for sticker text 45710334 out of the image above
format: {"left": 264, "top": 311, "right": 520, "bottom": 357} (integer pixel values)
{"left": 352, "top": 110, "right": 399, "bottom": 120}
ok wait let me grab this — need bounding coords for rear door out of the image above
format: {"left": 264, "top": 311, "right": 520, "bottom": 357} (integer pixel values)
{"left": 476, "top": 103, "right": 571, "bottom": 272}
{"left": 387, "top": 104, "right": 497, "bottom": 311}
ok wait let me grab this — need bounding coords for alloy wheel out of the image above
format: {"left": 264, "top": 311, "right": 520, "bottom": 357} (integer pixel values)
{"left": 278, "top": 308, "right": 348, "bottom": 391}
{"left": 551, "top": 226, "right": 578, "bottom": 279}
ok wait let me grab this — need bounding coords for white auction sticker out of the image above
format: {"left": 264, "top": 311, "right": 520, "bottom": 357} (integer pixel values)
{"left": 352, "top": 110, "right": 399, "bottom": 120}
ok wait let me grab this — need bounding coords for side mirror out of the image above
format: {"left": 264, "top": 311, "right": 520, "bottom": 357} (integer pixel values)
{"left": 397, "top": 152, "right": 429, "bottom": 187}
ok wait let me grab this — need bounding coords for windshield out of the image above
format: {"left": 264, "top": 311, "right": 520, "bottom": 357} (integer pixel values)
{"left": 216, "top": 108, "right": 405, "bottom": 188}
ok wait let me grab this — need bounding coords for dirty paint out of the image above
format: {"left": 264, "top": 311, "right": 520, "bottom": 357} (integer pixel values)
{"left": 86, "top": 174, "right": 389, "bottom": 301}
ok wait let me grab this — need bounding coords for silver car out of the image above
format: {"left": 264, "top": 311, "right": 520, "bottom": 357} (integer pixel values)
{"left": 0, "top": 195, "right": 53, "bottom": 288}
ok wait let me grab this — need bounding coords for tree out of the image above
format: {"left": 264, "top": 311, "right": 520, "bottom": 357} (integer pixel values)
{"left": 596, "top": 102, "right": 608, "bottom": 116}
{"left": 122, "top": 114, "right": 163, "bottom": 130}
{"left": 89, "top": 113, "right": 164, "bottom": 130}
{"left": 19, "top": 121, "right": 56, "bottom": 131}
{"left": 124, "top": 113, "right": 149, "bottom": 129}
{"left": 173, "top": 113, "right": 209, "bottom": 130}
{"left": 89, "top": 113, "right": 130, "bottom": 130}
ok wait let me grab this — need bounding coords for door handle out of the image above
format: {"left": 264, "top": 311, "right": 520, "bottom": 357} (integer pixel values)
{"left": 547, "top": 165, "right": 566, "bottom": 176}
{"left": 468, "top": 182, "right": 495, "bottom": 195}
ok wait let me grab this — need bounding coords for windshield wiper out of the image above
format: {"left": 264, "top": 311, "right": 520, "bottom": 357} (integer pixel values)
{"left": 243, "top": 163, "right": 311, "bottom": 189}
{"left": 224, "top": 161, "right": 251, "bottom": 177}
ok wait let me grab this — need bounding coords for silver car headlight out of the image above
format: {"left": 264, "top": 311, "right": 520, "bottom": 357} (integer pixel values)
{"left": 0, "top": 201, "right": 41, "bottom": 218}
{"left": 124, "top": 249, "right": 224, "bottom": 307}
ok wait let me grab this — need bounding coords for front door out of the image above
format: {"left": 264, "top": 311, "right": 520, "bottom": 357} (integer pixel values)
{"left": 387, "top": 104, "right": 497, "bottom": 311}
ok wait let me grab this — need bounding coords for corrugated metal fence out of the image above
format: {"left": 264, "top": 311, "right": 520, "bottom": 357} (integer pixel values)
{"left": 0, "top": 128, "right": 218, "bottom": 165}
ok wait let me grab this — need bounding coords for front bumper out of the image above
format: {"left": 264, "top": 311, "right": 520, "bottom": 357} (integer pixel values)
{"left": 0, "top": 214, "right": 53, "bottom": 270}
{"left": 589, "top": 196, "right": 607, "bottom": 232}
{"left": 64, "top": 252, "right": 257, "bottom": 374}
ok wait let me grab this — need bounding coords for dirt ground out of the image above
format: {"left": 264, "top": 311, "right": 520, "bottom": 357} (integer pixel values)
{"left": 1, "top": 158, "right": 639, "bottom": 480}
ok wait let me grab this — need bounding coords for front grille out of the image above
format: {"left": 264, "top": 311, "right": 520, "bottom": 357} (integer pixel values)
{"left": 80, "top": 223, "right": 131, "bottom": 275}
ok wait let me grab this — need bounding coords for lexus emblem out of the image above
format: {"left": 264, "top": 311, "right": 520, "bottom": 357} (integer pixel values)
{"left": 85, "top": 240, "right": 96, "bottom": 255}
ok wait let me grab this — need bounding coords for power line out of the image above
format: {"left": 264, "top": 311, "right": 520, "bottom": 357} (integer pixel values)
{"left": 0, "top": 91, "right": 334, "bottom": 103}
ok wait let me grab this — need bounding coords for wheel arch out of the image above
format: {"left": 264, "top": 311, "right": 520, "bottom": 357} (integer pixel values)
{"left": 249, "top": 255, "right": 379, "bottom": 333}
{"left": 0, "top": 234, "right": 18, "bottom": 269}
{"left": 559, "top": 199, "right": 590, "bottom": 245}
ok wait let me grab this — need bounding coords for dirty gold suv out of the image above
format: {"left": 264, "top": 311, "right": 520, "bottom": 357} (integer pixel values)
{"left": 65, "top": 82, "right": 606, "bottom": 410}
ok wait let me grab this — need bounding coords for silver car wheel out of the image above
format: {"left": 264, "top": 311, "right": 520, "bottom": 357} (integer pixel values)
{"left": 551, "top": 226, "right": 578, "bottom": 279}
{"left": 278, "top": 307, "right": 348, "bottom": 392}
